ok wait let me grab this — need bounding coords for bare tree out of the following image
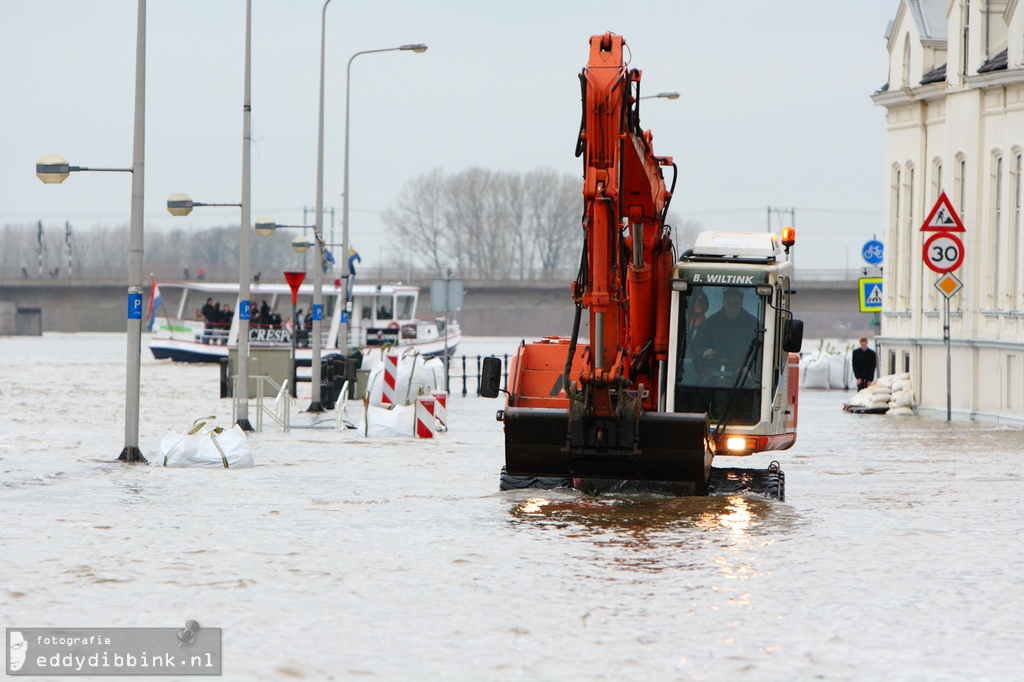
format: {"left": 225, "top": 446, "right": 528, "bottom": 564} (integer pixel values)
{"left": 382, "top": 167, "right": 450, "bottom": 275}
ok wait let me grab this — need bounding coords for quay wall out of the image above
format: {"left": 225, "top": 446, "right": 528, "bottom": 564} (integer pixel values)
{"left": 0, "top": 277, "right": 872, "bottom": 340}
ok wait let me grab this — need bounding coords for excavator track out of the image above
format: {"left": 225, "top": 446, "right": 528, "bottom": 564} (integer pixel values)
{"left": 707, "top": 461, "right": 785, "bottom": 501}
{"left": 499, "top": 462, "right": 785, "bottom": 500}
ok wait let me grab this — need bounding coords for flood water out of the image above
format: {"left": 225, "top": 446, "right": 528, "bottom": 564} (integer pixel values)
{"left": 1, "top": 334, "right": 1021, "bottom": 680}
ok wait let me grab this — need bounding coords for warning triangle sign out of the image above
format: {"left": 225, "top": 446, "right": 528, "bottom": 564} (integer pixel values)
{"left": 920, "top": 191, "right": 966, "bottom": 232}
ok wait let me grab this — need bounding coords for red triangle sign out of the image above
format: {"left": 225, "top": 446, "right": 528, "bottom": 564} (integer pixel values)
{"left": 920, "top": 191, "right": 965, "bottom": 232}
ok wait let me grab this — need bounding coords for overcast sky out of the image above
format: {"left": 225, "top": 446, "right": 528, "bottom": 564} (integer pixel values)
{"left": 1, "top": 0, "right": 900, "bottom": 273}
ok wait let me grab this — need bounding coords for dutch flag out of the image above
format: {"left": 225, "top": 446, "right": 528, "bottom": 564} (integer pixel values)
{"left": 146, "top": 278, "right": 163, "bottom": 332}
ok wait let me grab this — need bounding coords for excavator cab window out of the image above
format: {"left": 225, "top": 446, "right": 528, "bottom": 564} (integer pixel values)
{"left": 675, "top": 285, "right": 765, "bottom": 425}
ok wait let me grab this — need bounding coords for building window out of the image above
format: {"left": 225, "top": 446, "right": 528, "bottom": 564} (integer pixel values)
{"left": 1013, "top": 151, "right": 1023, "bottom": 310}
{"left": 955, "top": 154, "right": 967, "bottom": 215}
{"left": 890, "top": 166, "right": 901, "bottom": 308}
{"left": 961, "top": 0, "right": 971, "bottom": 77}
{"left": 992, "top": 153, "right": 1004, "bottom": 307}
{"left": 929, "top": 159, "right": 944, "bottom": 310}
{"left": 902, "top": 34, "right": 911, "bottom": 87}
{"left": 903, "top": 164, "right": 915, "bottom": 306}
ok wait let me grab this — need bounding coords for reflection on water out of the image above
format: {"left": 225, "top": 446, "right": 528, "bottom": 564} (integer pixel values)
{"left": 507, "top": 491, "right": 800, "bottom": 574}
{"left": 509, "top": 490, "right": 796, "bottom": 536}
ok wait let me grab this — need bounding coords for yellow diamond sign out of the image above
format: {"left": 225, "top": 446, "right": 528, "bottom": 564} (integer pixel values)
{"left": 935, "top": 272, "right": 963, "bottom": 299}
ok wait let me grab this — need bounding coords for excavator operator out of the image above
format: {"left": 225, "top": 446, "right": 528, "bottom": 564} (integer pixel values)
{"left": 692, "top": 288, "right": 759, "bottom": 379}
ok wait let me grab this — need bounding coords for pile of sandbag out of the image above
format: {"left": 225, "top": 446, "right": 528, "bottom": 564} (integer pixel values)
{"left": 887, "top": 373, "right": 917, "bottom": 415}
{"left": 362, "top": 350, "right": 445, "bottom": 437}
{"left": 158, "top": 416, "right": 255, "bottom": 468}
{"left": 800, "top": 342, "right": 855, "bottom": 390}
{"left": 842, "top": 372, "right": 917, "bottom": 415}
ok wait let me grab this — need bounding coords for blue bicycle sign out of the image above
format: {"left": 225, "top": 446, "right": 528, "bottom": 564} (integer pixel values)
{"left": 862, "top": 239, "right": 884, "bottom": 265}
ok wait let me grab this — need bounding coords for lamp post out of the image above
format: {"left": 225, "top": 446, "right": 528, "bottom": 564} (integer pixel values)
{"left": 165, "top": 0, "right": 255, "bottom": 430}
{"left": 34, "top": 0, "right": 148, "bottom": 464}
{"left": 340, "top": 43, "right": 427, "bottom": 363}
{"left": 310, "top": 0, "right": 334, "bottom": 413}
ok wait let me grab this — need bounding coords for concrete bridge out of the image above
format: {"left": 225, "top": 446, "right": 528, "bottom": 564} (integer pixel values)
{"left": 0, "top": 273, "right": 874, "bottom": 340}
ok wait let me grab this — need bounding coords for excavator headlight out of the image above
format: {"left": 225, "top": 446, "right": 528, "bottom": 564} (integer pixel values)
{"left": 726, "top": 436, "right": 755, "bottom": 452}
{"left": 755, "top": 284, "right": 773, "bottom": 297}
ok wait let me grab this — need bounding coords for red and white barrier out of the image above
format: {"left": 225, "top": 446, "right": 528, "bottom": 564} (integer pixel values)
{"left": 431, "top": 390, "right": 448, "bottom": 431}
{"left": 382, "top": 353, "right": 398, "bottom": 405}
{"left": 415, "top": 396, "right": 435, "bottom": 438}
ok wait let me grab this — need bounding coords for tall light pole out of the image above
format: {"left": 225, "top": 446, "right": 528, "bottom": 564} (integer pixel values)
{"left": 165, "top": 0, "right": 255, "bottom": 430}
{"left": 34, "top": 0, "right": 148, "bottom": 463}
{"left": 237, "top": 0, "right": 254, "bottom": 430}
{"left": 310, "top": 0, "right": 334, "bottom": 413}
{"left": 341, "top": 43, "right": 427, "bottom": 360}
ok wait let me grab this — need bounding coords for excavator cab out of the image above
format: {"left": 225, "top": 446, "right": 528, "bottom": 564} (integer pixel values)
{"left": 668, "top": 232, "right": 802, "bottom": 457}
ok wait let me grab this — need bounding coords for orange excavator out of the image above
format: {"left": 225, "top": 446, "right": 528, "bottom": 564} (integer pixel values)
{"left": 481, "top": 33, "right": 803, "bottom": 498}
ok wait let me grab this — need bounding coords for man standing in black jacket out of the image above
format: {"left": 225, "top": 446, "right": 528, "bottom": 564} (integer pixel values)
{"left": 852, "top": 336, "right": 877, "bottom": 390}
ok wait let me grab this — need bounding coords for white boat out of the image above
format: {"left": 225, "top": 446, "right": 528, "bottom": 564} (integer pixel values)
{"left": 148, "top": 280, "right": 460, "bottom": 364}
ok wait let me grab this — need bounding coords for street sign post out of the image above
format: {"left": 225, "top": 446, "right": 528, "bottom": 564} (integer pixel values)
{"left": 920, "top": 191, "right": 966, "bottom": 232}
{"left": 861, "top": 239, "right": 884, "bottom": 265}
{"left": 922, "top": 232, "right": 965, "bottom": 273}
{"left": 858, "top": 277, "right": 883, "bottom": 313}
{"left": 920, "top": 194, "right": 966, "bottom": 422}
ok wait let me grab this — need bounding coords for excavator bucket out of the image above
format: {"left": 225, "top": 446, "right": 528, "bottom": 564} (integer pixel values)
{"left": 501, "top": 407, "right": 714, "bottom": 490}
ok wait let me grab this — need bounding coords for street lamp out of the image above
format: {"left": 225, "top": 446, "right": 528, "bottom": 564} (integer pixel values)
{"left": 340, "top": 43, "right": 427, "bottom": 362}
{"left": 639, "top": 91, "right": 680, "bottom": 100}
{"left": 164, "top": 0, "right": 256, "bottom": 431}
{"left": 33, "top": 0, "right": 148, "bottom": 464}
{"left": 255, "top": 218, "right": 316, "bottom": 268}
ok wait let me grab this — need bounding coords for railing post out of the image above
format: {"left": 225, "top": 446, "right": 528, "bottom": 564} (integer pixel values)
{"left": 461, "top": 355, "right": 468, "bottom": 397}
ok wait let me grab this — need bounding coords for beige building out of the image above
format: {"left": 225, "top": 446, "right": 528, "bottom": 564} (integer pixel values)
{"left": 872, "top": 0, "right": 1024, "bottom": 422}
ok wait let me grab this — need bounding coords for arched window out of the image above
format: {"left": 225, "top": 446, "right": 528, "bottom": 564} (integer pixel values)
{"left": 1012, "top": 149, "right": 1023, "bottom": 310}
{"left": 889, "top": 165, "right": 902, "bottom": 308}
{"left": 992, "top": 151, "right": 1004, "bottom": 307}
{"left": 904, "top": 163, "right": 915, "bottom": 305}
{"left": 902, "top": 34, "right": 912, "bottom": 87}
{"left": 929, "top": 158, "right": 944, "bottom": 310}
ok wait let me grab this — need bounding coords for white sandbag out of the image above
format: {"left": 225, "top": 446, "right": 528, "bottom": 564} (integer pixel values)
{"left": 159, "top": 418, "right": 254, "bottom": 468}
{"left": 843, "top": 387, "right": 874, "bottom": 408}
{"left": 828, "top": 350, "right": 855, "bottom": 390}
{"left": 889, "top": 389, "right": 916, "bottom": 409}
{"left": 891, "top": 379, "right": 913, "bottom": 392}
{"left": 364, "top": 403, "right": 416, "bottom": 437}
{"left": 887, "top": 406, "right": 916, "bottom": 416}
{"left": 801, "top": 352, "right": 830, "bottom": 389}
{"left": 869, "top": 399, "right": 891, "bottom": 410}
{"left": 365, "top": 352, "right": 443, "bottom": 407}
{"left": 875, "top": 374, "right": 897, "bottom": 388}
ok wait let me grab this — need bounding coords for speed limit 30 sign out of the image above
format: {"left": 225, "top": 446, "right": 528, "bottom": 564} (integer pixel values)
{"left": 922, "top": 232, "right": 965, "bottom": 273}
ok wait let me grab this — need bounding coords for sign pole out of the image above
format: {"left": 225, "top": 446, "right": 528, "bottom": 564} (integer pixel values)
{"left": 945, "top": 295, "right": 951, "bottom": 421}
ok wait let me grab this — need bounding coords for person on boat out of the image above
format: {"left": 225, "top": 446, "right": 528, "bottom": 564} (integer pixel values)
{"left": 201, "top": 298, "right": 217, "bottom": 343}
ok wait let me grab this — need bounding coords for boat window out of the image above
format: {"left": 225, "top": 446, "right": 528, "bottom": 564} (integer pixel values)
{"left": 674, "top": 285, "right": 765, "bottom": 425}
{"left": 396, "top": 295, "right": 415, "bottom": 320}
{"left": 376, "top": 296, "right": 394, "bottom": 321}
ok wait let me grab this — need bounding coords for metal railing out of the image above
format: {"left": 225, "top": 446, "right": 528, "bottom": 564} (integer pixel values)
{"left": 233, "top": 374, "right": 293, "bottom": 432}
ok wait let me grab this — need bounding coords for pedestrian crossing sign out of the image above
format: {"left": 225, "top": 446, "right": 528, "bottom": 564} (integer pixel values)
{"left": 859, "top": 277, "right": 883, "bottom": 312}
